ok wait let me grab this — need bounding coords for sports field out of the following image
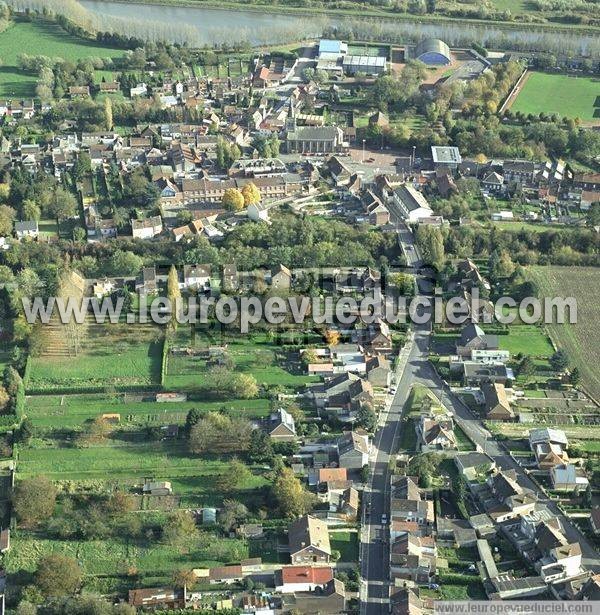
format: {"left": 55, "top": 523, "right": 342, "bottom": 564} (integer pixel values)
{"left": 528, "top": 266, "right": 600, "bottom": 402}
{"left": 510, "top": 71, "right": 600, "bottom": 122}
{"left": 0, "top": 20, "right": 124, "bottom": 97}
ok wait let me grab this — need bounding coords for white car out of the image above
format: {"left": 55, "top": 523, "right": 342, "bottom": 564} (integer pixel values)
{"left": 390, "top": 387, "right": 397, "bottom": 394}
{"left": 381, "top": 514, "right": 387, "bottom": 524}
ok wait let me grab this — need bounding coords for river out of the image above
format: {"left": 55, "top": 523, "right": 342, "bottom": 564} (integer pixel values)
{"left": 80, "top": 0, "right": 330, "bottom": 44}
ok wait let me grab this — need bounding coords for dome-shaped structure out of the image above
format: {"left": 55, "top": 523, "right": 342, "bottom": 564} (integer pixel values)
{"left": 414, "top": 38, "right": 451, "bottom": 66}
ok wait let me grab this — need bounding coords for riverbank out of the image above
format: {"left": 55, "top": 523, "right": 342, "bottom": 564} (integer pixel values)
{"left": 82, "top": 0, "right": 600, "bottom": 37}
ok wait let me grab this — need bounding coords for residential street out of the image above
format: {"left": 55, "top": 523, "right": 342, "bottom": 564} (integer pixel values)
{"left": 360, "top": 225, "right": 600, "bottom": 614}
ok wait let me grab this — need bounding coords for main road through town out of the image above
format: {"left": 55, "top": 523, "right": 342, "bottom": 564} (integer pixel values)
{"left": 359, "top": 223, "right": 600, "bottom": 615}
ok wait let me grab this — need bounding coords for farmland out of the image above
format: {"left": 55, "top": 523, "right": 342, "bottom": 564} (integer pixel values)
{"left": 528, "top": 266, "right": 600, "bottom": 402}
{"left": 0, "top": 20, "right": 124, "bottom": 98}
{"left": 510, "top": 71, "right": 600, "bottom": 123}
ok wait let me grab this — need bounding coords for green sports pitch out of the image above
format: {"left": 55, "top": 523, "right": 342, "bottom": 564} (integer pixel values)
{"left": 510, "top": 71, "right": 600, "bottom": 122}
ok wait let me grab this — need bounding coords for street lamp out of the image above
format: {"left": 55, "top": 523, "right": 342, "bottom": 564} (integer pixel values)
{"left": 362, "top": 139, "right": 366, "bottom": 163}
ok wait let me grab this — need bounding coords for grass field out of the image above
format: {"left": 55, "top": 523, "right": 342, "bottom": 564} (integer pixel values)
{"left": 25, "top": 394, "right": 270, "bottom": 430}
{"left": 528, "top": 266, "right": 600, "bottom": 401}
{"left": 498, "top": 325, "right": 554, "bottom": 358}
{"left": 330, "top": 531, "right": 359, "bottom": 562}
{"left": 28, "top": 325, "right": 163, "bottom": 392}
{"left": 165, "top": 330, "right": 319, "bottom": 391}
{"left": 0, "top": 20, "right": 124, "bottom": 98}
{"left": 511, "top": 71, "right": 600, "bottom": 122}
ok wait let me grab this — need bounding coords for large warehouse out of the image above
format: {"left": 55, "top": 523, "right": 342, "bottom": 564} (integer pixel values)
{"left": 414, "top": 38, "right": 451, "bottom": 66}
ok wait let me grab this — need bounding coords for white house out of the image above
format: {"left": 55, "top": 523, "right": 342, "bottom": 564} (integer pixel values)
{"left": 392, "top": 185, "right": 433, "bottom": 223}
{"left": 183, "top": 264, "right": 211, "bottom": 289}
{"left": 491, "top": 210, "right": 514, "bottom": 221}
{"left": 247, "top": 202, "right": 270, "bottom": 222}
{"left": 15, "top": 220, "right": 39, "bottom": 240}
{"left": 130, "top": 83, "right": 148, "bottom": 97}
{"left": 131, "top": 216, "right": 162, "bottom": 239}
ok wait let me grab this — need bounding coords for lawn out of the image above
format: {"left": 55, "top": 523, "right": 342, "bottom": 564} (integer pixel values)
{"left": 27, "top": 324, "right": 164, "bottom": 392}
{"left": 528, "top": 266, "right": 600, "bottom": 402}
{"left": 510, "top": 71, "right": 600, "bottom": 122}
{"left": 329, "top": 531, "right": 359, "bottom": 562}
{"left": 498, "top": 325, "right": 554, "bottom": 358}
{"left": 0, "top": 20, "right": 124, "bottom": 97}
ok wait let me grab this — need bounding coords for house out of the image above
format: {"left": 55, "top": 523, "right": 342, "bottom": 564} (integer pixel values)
{"left": 99, "top": 81, "right": 120, "bottom": 94}
{"left": 464, "top": 363, "right": 513, "bottom": 387}
{"left": 172, "top": 219, "right": 204, "bottom": 242}
{"left": 131, "top": 215, "right": 162, "bottom": 239}
{"left": 390, "top": 587, "right": 430, "bottom": 615}
{"left": 288, "top": 515, "right": 331, "bottom": 564}
{"left": 248, "top": 202, "right": 270, "bottom": 222}
{"left": 14, "top": 220, "right": 39, "bottom": 240}
{"left": 390, "top": 498, "right": 434, "bottom": 528}
{"left": 456, "top": 323, "right": 498, "bottom": 356}
{"left": 222, "top": 264, "right": 238, "bottom": 291}
{"left": 128, "top": 587, "right": 185, "bottom": 610}
{"left": 538, "top": 542, "right": 582, "bottom": 583}
{"left": 437, "top": 518, "right": 477, "bottom": 547}
{"left": 207, "top": 565, "right": 244, "bottom": 584}
{"left": 431, "top": 146, "right": 461, "bottom": 171}
{"left": 327, "top": 155, "right": 352, "bottom": 186}
{"left": 365, "top": 355, "right": 391, "bottom": 387}
{"left": 455, "top": 452, "right": 495, "bottom": 481}
{"left": 337, "top": 430, "right": 370, "bottom": 469}
{"left": 486, "top": 469, "right": 536, "bottom": 521}
{"left": 481, "top": 171, "right": 505, "bottom": 194}
{"left": 136, "top": 266, "right": 157, "bottom": 294}
{"left": 130, "top": 83, "right": 148, "bottom": 97}
{"left": 142, "top": 481, "right": 173, "bottom": 496}
{"left": 281, "top": 578, "right": 346, "bottom": 614}
{"left": 268, "top": 407, "right": 296, "bottom": 441}
{"left": 529, "top": 428, "right": 569, "bottom": 470}
{"left": 550, "top": 464, "right": 589, "bottom": 491}
{"left": 391, "top": 184, "right": 433, "bottom": 223}
{"left": 503, "top": 159, "right": 536, "bottom": 185}
{"left": 275, "top": 566, "right": 333, "bottom": 593}
{"left": 183, "top": 264, "right": 211, "bottom": 290}
{"left": 491, "top": 210, "right": 514, "bottom": 222}
{"left": 482, "top": 382, "right": 514, "bottom": 420}
{"left": 271, "top": 264, "right": 292, "bottom": 290}
{"left": 416, "top": 413, "right": 457, "bottom": 451}
{"left": 69, "top": 86, "right": 90, "bottom": 98}
{"left": 318, "top": 467, "right": 348, "bottom": 484}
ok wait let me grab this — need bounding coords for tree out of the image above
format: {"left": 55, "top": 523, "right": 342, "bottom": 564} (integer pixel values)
{"left": 35, "top": 554, "right": 82, "bottom": 597}
{"left": 356, "top": 402, "right": 377, "bottom": 432}
{"left": 570, "top": 367, "right": 581, "bottom": 386}
{"left": 0, "top": 386, "right": 9, "bottom": 412}
{"left": 13, "top": 476, "right": 57, "bottom": 526}
{"left": 217, "top": 458, "right": 252, "bottom": 493}
{"left": 172, "top": 568, "right": 196, "bottom": 589}
{"left": 219, "top": 499, "right": 249, "bottom": 532}
{"left": 241, "top": 182, "right": 261, "bottom": 207}
{"left": 189, "top": 412, "right": 252, "bottom": 455}
{"left": 550, "top": 349, "right": 569, "bottom": 372}
{"left": 248, "top": 428, "right": 274, "bottom": 464}
{"left": 0, "top": 204, "right": 15, "bottom": 236}
{"left": 587, "top": 202, "right": 600, "bottom": 227}
{"left": 162, "top": 510, "right": 199, "bottom": 548}
{"left": 22, "top": 199, "right": 41, "bottom": 222}
{"left": 104, "top": 96, "right": 113, "bottom": 130}
{"left": 232, "top": 373, "right": 259, "bottom": 399}
{"left": 48, "top": 187, "right": 77, "bottom": 222}
{"left": 324, "top": 329, "right": 340, "bottom": 346}
{"left": 167, "top": 265, "right": 181, "bottom": 329}
{"left": 518, "top": 355, "right": 536, "bottom": 380}
{"left": 222, "top": 187, "right": 244, "bottom": 212}
{"left": 272, "top": 467, "right": 314, "bottom": 518}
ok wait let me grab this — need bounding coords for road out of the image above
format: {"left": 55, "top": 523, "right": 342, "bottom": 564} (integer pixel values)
{"left": 359, "top": 224, "right": 600, "bottom": 614}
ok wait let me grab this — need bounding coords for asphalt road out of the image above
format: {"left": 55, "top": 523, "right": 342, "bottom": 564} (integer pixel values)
{"left": 359, "top": 224, "right": 600, "bottom": 614}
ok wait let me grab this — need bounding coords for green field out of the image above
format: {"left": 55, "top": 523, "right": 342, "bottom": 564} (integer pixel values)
{"left": 25, "top": 393, "right": 270, "bottom": 430}
{"left": 511, "top": 72, "right": 600, "bottom": 122}
{"left": 330, "top": 531, "right": 359, "bottom": 562}
{"left": 165, "top": 330, "right": 319, "bottom": 391}
{"left": 498, "top": 325, "right": 554, "bottom": 358}
{"left": 28, "top": 325, "right": 163, "bottom": 392}
{"left": 528, "top": 266, "right": 600, "bottom": 402}
{"left": 0, "top": 20, "right": 124, "bottom": 97}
